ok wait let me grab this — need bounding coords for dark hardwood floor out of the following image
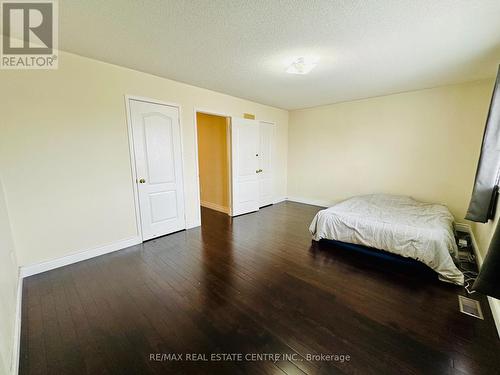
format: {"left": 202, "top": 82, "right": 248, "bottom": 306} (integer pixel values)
{"left": 20, "top": 202, "right": 500, "bottom": 375}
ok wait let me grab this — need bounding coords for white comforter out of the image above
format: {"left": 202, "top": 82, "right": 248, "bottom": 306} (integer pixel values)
{"left": 309, "top": 194, "right": 464, "bottom": 285}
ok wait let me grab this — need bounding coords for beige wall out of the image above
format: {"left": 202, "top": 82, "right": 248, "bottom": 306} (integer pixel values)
{"left": 0, "top": 51, "right": 288, "bottom": 267}
{"left": 288, "top": 80, "right": 494, "bottom": 220}
{"left": 196, "top": 113, "right": 230, "bottom": 211}
{"left": 0, "top": 177, "right": 19, "bottom": 375}
{"left": 472, "top": 203, "right": 500, "bottom": 258}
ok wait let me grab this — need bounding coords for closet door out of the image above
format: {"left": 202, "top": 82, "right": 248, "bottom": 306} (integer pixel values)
{"left": 259, "top": 121, "right": 275, "bottom": 207}
{"left": 231, "top": 117, "right": 260, "bottom": 216}
{"left": 129, "top": 99, "right": 185, "bottom": 240}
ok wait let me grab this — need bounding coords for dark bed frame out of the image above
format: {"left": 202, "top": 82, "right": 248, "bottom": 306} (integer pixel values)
{"left": 315, "top": 238, "right": 436, "bottom": 274}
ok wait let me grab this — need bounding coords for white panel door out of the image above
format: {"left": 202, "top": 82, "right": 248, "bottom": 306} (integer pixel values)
{"left": 231, "top": 117, "right": 260, "bottom": 216}
{"left": 129, "top": 99, "right": 185, "bottom": 240}
{"left": 259, "top": 121, "right": 275, "bottom": 207}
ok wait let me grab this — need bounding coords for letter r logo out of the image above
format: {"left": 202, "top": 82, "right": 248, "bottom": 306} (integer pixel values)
{"left": 2, "top": 1, "right": 54, "bottom": 54}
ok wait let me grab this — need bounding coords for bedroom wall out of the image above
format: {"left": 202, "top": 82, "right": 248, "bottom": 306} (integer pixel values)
{"left": 472, "top": 207, "right": 500, "bottom": 258}
{"left": 287, "top": 79, "right": 494, "bottom": 220}
{"left": 0, "top": 51, "right": 288, "bottom": 268}
{"left": 196, "top": 113, "right": 230, "bottom": 212}
{"left": 0, "top": 177, "right": 19, "bottom": 375}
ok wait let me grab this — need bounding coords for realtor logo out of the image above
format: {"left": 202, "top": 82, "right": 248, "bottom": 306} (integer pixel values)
{"left": 1, "top": 0, "right": 58, "bottom": 69}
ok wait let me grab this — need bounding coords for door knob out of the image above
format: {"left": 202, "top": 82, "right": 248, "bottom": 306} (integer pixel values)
{"left": 138, "top": 178, "right": 146, "bottom": 184}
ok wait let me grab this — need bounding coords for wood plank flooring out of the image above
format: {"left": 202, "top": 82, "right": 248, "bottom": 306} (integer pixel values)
{"left": 20, "top": 202, "right": 500, "bottom": 374}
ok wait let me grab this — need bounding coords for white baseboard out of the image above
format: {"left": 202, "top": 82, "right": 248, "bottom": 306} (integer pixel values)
{"left": 457, "top": 223, "right": 500, "bottom": 339}
{"left": 11, "top": 274, "right": 22, "bottom": 375}
{"left": 20, "top": 236, "right": 141, "bottom": 278}
{"left": 489, "top": 296, "right": 500, "bottom": 339}
{"left": 273, "top": 196, "right": 287, "bottom": 204}
{"left": 286, "top": 196, "right": 330, "bottom": 208}
{"left": 200, "top": 201, "right": 230, "bottom": 214}
{"left": 186, "top": 220, "right": 201, "bottom": 229}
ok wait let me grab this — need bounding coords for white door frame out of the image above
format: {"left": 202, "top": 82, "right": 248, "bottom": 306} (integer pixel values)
{"left": 125, "top": 95, "right": 187, "bottom": 241}
{"left": 193, "top": 108, "right": 233, "bottom": 223}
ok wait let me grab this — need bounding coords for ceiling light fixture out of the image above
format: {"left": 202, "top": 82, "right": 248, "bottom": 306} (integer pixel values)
{"left": 286, "top": 56, "right": 319, "bottom": 75}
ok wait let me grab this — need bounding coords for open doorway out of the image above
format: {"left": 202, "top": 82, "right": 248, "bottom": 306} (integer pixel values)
{"left": 196, "top": 112, "right": 232, "bottom": 221}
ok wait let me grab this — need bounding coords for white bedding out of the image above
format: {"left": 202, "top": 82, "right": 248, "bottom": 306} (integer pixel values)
{"left": 309, "top": 194, "right": 464, "bottom": 285}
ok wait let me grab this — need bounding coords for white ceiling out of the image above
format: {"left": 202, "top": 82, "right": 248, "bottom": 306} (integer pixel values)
{"left": 60, "top": 0, "right": 500, "bottom": 110}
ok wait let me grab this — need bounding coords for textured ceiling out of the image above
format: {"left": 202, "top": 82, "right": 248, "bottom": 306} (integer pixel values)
{"left": 60, "top": 0, "right": 500, "bottom": 110}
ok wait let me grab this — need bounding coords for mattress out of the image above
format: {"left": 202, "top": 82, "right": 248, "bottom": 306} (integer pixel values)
{"left": 309, "top": 194, "right": 464, "bottom": 285}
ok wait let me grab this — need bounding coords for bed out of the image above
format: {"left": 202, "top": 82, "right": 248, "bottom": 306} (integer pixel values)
{"left": 309, "top": 194, "right": 464, "bottom": 285}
